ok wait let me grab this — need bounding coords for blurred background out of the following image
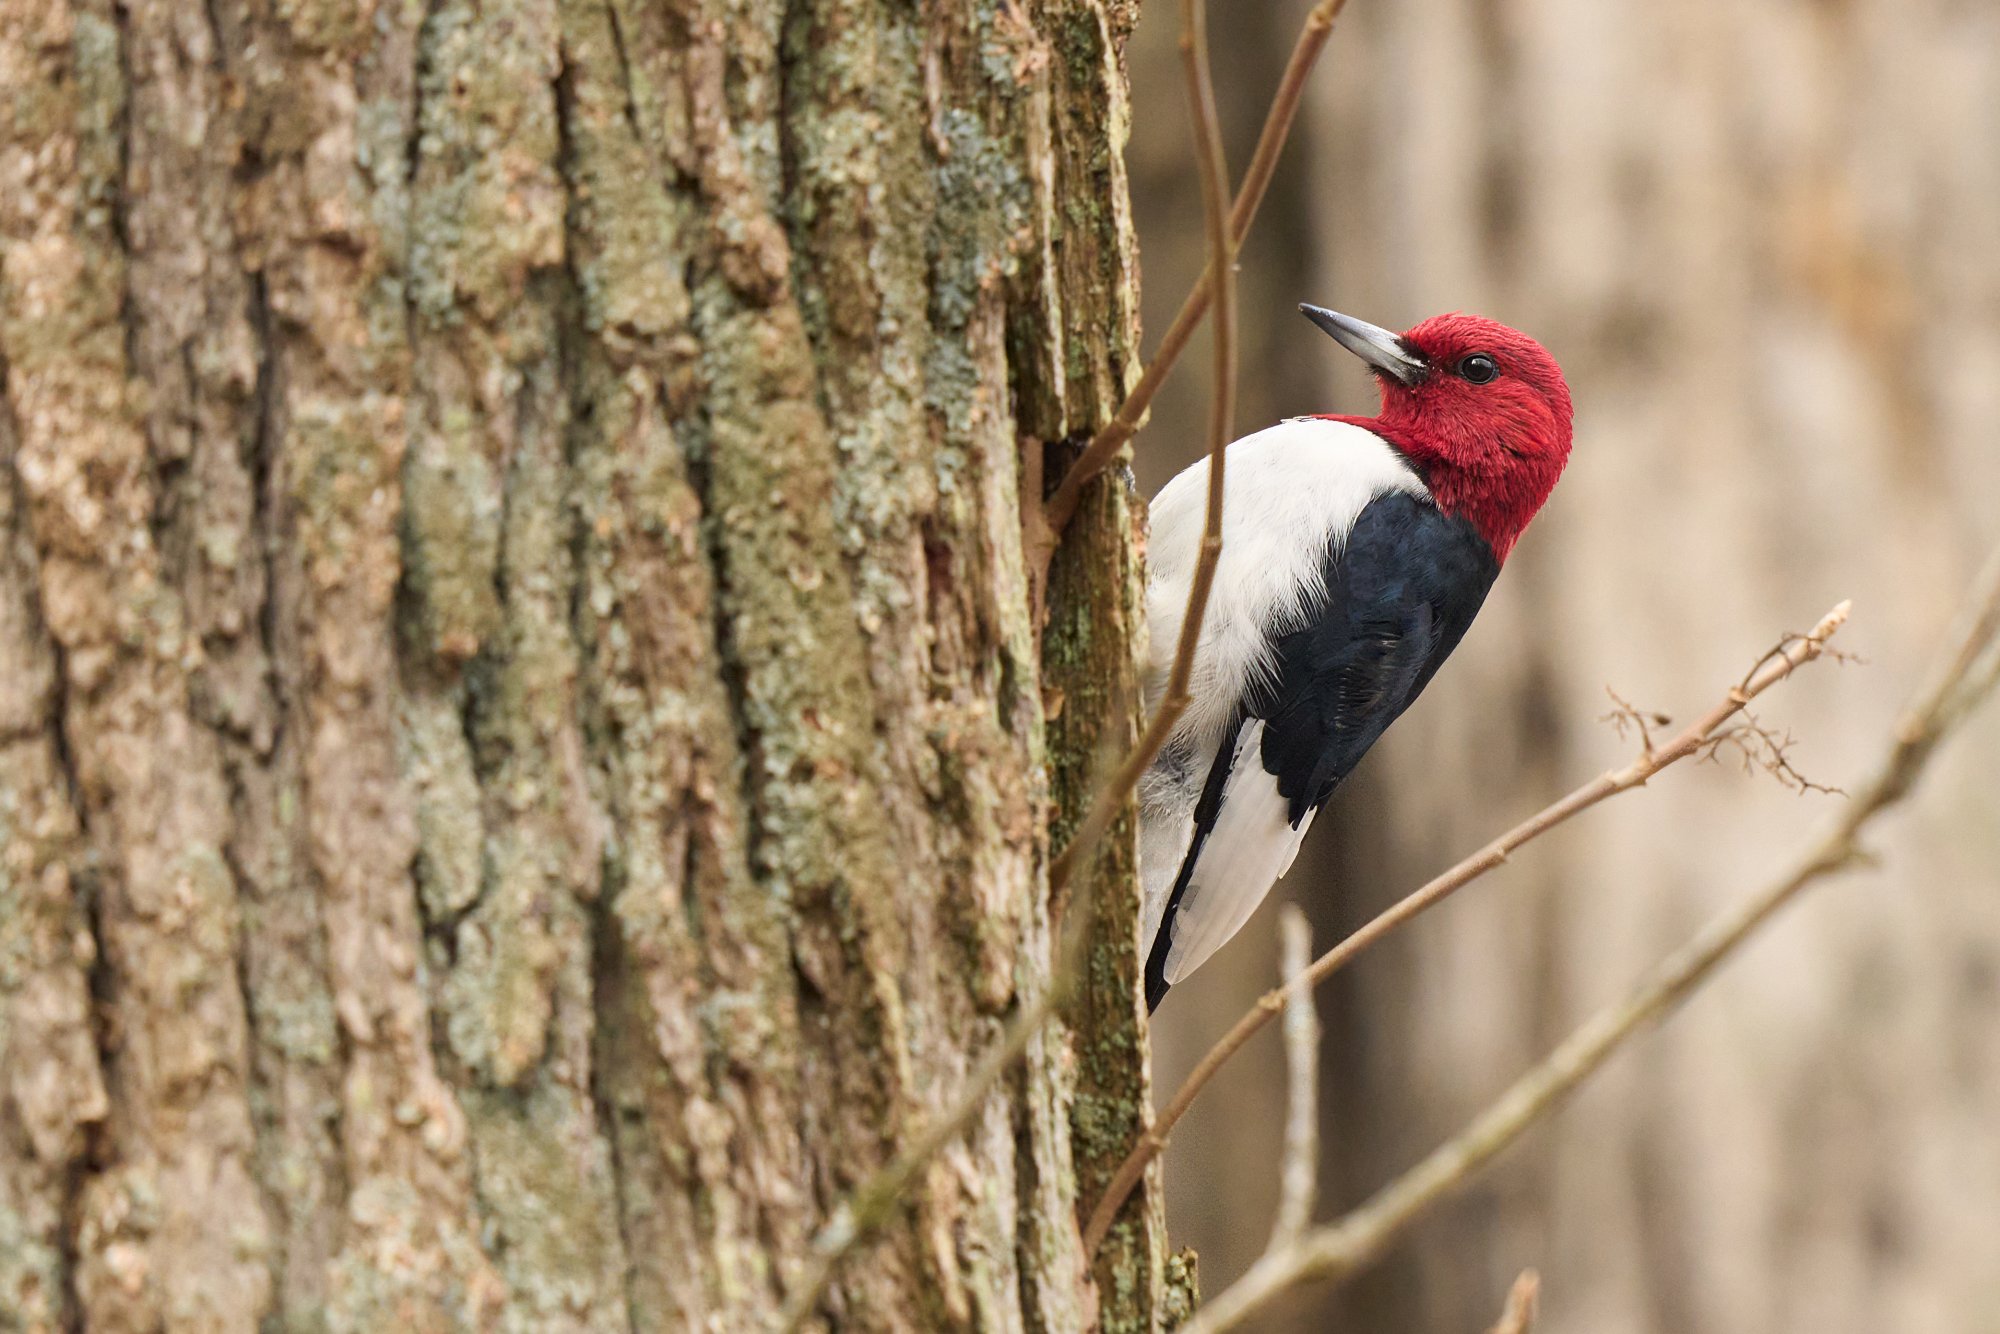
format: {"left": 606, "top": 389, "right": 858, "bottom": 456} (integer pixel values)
{"left": 1126, "top": 0, "right": 2000, "bottom": 1329}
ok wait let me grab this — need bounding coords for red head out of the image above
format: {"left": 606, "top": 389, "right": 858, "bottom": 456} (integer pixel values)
{"left": 1302, "top": 306, "right": 1572, "bottom": 562}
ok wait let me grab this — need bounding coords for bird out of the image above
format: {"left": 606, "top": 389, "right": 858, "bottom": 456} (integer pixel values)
{"left": 1139, "top": 305, "right": 1574, "bottom": 1012}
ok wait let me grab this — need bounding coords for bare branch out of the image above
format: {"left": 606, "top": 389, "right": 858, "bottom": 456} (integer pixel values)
{"left": 1610, "top": 685, "right": 1842, "bottom": 795}
{"left": 1486, "top": 1271, "right": 1540, "bottom": 1334}
{"left": 1082, "top": 600, "right": 1852, "bottom": 1255}
{"left": 1177, "top": 552, "right": 2000, "bottom": 1334}
{"left": 1046, "top": 0, "right": 1237, "bottom": 899}
{"left": 1268, "top": 904, "right": 1319, "bottom": 1253}
{"left": 777, "top": 0, "right": 1240, "bottom": 1320}
{"left": 1042, "top": 0, "right": 1352, "bottom": 537}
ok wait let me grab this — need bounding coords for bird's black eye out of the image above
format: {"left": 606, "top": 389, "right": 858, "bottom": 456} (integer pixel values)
{"left": 1456, "top": 353, "right": 1499, "bottom": 384}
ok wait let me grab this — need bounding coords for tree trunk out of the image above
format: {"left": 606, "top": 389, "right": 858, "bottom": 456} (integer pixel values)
{"left": 0, "top": 0, "right": 1170, "bottom": 1326}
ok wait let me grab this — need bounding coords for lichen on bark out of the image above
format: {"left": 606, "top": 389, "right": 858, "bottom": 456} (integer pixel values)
{"left": 0, "top": 0, "right": 1163, "bottom": 1325}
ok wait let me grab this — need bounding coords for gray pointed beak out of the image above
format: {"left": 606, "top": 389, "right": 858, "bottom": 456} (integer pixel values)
{"left": 1299, "top": 304, "right": 1429, "bottom": 386}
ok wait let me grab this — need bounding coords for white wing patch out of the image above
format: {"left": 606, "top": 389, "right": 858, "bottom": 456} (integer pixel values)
{"left": 1159, "top": 721, "right": 1317, "bottom": 987}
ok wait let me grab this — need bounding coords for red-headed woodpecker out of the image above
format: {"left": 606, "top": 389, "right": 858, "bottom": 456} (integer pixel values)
{"left": 1140, "top": 306, "right": 1574, "bottom": 1011}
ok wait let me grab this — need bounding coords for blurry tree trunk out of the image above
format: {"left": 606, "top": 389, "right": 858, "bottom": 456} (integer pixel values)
{"left": 0, "top": 0, "right": 1171, "bottom": 1327}
{"left": 1130, "top": 1, "right": 2000, "bottom": 1330}
{"left": 1302, "top": 5, "right": 2000, "bottom": 1331}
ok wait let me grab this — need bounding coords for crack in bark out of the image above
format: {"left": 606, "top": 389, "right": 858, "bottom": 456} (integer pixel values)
{"left": 246, "top": 273, "right": 286, "bottom": 757}
{"left": 602, "top": 0, "right": 645, "bottom": 145}
{"left": 584, "top": 879, "right": 647, "bottom": 1332}
{"left": 59, "top": 858, "right": 114, "bottom": 1334}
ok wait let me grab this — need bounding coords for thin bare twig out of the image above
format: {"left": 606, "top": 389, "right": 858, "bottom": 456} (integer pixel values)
{"left": 1268, "top": 905, "right": 1319, "bottom": 1252}
{"left": 1082, "top": 601, "right": 1853, "bottom": 1255}
{"left": 1599, "top": 686, "right": 1669, "bottom": 758}
{"left": 1046, "top": 0, "right": 1237, "bottom": 899}
{"left": 776, "top": 1, "right": 1239, "bottom": 1321}
{"left": 1698, "top": 712, "right": 1844, "bottom": 796}
{"left": 1179, "top": 551, "right": 2000, "bottom": 1334}
{"left": 1486, "top": 1271, "right": 1541, "bottom": 1334}
{"left": 1042, "top": 0, "right": 1352, "bottom": 537}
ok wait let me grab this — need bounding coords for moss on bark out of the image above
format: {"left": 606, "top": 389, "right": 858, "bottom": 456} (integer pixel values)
{"left": 0, "top": 0, "right": 1161, "bottom": 1325}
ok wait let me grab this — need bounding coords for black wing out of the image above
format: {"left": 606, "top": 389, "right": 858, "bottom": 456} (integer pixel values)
{"left": 1255, "top": 491, "right": 1499, "bottom": 823}
{"left": 1144, "top": 492, "right": 1497, "bottom": 1010}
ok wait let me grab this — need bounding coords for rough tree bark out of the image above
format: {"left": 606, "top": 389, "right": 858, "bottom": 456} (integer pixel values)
{"left": 0, "top": 0, "right": 1172, "bottom": 1327}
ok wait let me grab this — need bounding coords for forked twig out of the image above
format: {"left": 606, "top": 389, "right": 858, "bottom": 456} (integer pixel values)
{"left": 1599, "top": 686, "right": 1669, "bottom": 759}
{"left": 1177, "top": 549, "right": 2000, "bottom": 1333}
{"left": 1081, "top": 601, "right": 1853, "bottom": 1255}
{"left": 1698, "top": 712, "right": 1844, "bottom": 796}
{"left": 1042, "top": 0, "right": 1353, "bottom": 537}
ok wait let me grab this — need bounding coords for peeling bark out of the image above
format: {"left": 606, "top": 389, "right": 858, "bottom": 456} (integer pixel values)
{"left": 0, "top": 0, "right": 1160, "bottom": 1325}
